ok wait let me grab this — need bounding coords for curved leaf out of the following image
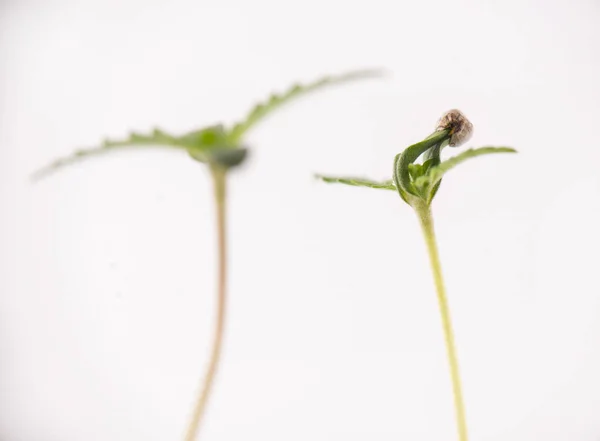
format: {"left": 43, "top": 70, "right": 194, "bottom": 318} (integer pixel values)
{"left": 228, "top": 69, "right": 384, "bottom": 142}
{"left": 31, "top": 128, "right": 197, "bottom": 180}
{"left": 31, "top": 126, "right": 243, "bottom": 180}
{"left": 421, "top": 146, "right": 443, "bottom": 204}
{"left": 315, "top": 174, "right": 395, "bottom": 191}
{"left": 393, "top": 129, "right": 450, "bottom": 197}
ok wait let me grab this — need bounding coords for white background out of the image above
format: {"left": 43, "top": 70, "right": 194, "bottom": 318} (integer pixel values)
{"left": 1, "top": 0, "right": 600, "bottom": 440}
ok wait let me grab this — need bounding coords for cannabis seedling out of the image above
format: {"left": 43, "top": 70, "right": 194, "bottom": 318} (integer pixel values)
{"left": 317, "top": 110, "right": 516, "bottom": 441}
{"left": 32, "top": 70, "right": 381, "bottom": 441}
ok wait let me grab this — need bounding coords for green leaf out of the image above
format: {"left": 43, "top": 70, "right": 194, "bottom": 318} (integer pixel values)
{"left": 31, "top": 125, "right": 249, "bottom": 180}
{"left": 184, "top": 125, "right": 247, "bottom": 165}
{"left": 414, "top": 146, "right": 517, "bottom": 190}
{"left": 393, "top": 129, "right": 450, "bottom": 197}
{"left": 420, "top": 146, "right": 442, "bottom": 204}
{"left": 228, "top": 69, "right": 384, "bottom": 142}
{"left": 31, "top": 128, "right": 199, "bottom": 180}
{"left": 32, "top": 71, "right": 382, "bottom": 180}
{"left": 408, "top": 163, "right": 425, "bottom": 180}
{"left": 315, "top": 174, "right": 395, "bottom": 191}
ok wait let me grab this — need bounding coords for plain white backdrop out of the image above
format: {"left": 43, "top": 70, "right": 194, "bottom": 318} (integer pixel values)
{"left": 1, "top": 0, "right": 600, "bottom": 440}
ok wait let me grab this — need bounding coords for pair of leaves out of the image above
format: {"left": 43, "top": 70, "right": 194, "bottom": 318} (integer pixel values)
{"left": 392, "top": 129, "right": 451, "bottom": 201}
{"left": 316, "top": 146, "right": 516, "bottom": 203}
{"left": 32, "top": 69, "right": 383, "bottom": 180}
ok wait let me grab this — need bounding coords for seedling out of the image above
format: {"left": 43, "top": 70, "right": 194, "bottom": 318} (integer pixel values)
{"left": 32, "top": 70, "right": 381, "bottom": 440}
{"left": 317, "top": 110, "right": 516, "bottom": 441}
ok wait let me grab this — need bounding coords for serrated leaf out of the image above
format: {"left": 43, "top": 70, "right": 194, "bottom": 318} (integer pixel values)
{"left": 31, "top": 128, "right": 200, "bottom": 180}
{"left": 31, "top": 125, "right": 247, "bottom": 180}
{"left": 228, "top": 69, "right": 384, "bottom": 142}
{"left": 109, "top": 128, "right": 186, "bottom": 147}
{"left": 315, "top": 174, "right": 396, "bottom": 191}
{"left": 414, "top": 146, "right": 517, "bottom": 190}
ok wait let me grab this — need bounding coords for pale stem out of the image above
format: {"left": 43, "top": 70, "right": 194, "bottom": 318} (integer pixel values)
{"left": 416, "top": 203, "right": 469, "bottom": 441}
{"left": 184, "top": 167, "right": 228, "bottom": 441}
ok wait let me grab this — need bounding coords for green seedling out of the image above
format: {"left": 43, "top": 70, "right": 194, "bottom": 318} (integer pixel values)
{"left": 32, "top": 70, "right": 382, "bottom": 441}
{"left": 317, "top": 109, "right": 516, "bottom": 441}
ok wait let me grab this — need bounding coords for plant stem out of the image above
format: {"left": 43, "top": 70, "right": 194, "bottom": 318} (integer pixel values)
{"left": 184, "top": 167, "right": 228, "bottom": 441}
{"left": 415, "top": 203, "right": 468, "bottom": 441}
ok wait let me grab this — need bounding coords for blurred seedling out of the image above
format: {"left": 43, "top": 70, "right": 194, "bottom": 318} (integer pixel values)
{"left": 317, "top": 109, "right": 516, "bottom": 441}
{"left": 32, "top": 69, "right": 382, "bottom": 441}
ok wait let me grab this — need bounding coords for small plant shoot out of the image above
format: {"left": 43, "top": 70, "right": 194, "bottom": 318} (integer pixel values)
{"left": 32, "top": 69, "right": 382, "bottom": 441}
{"left": 317, "top": 109, "right": 516, "bottom": 441}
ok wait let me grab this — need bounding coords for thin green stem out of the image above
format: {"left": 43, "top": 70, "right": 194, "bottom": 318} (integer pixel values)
{"left": 184, "top": 167, "right": 228, "bottom": 441}
{"left": 415, "top": 203, "right": 468, "bottom": 441}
